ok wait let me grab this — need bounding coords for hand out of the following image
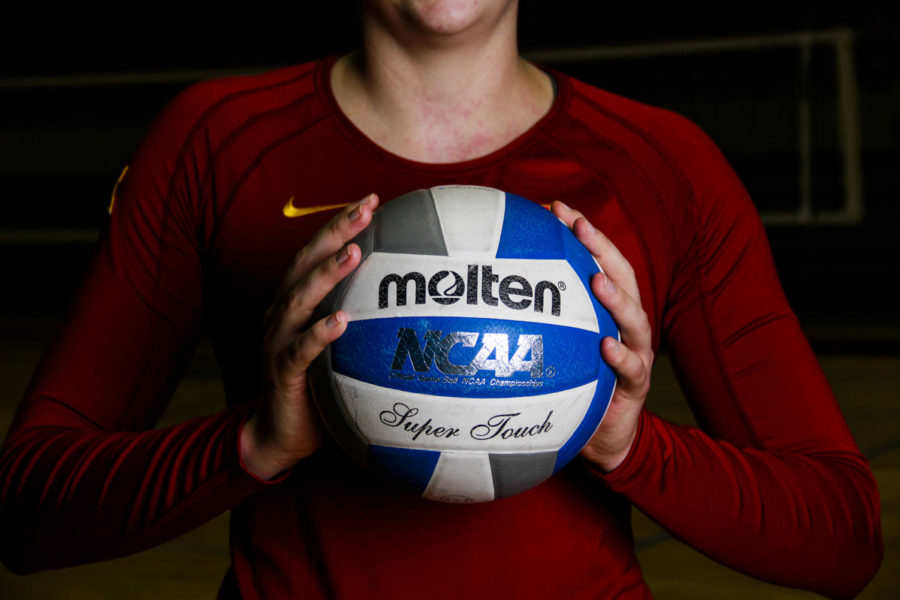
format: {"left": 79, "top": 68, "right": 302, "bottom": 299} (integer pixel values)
{"left": 240, "top": 194, "right": 379, "bottom": 480}
{"left": 552, "top": 201, "right": 654, "bottom": 473}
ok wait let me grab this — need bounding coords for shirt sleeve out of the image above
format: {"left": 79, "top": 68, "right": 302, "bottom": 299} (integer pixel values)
{"left": 593, "top": 116, "right": 882, "bottom": 599}
{"left": 0, "top": 83, "right": 272, "bottom": 574}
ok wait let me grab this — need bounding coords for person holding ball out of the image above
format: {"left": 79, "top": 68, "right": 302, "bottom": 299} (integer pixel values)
{"left": 0, "top": 1, "right": 882, "bottom": 598}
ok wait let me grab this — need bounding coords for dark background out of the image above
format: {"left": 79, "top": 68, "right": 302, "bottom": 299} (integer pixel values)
{"left": 1, "top": 1, "right": 897, "bottom": 349}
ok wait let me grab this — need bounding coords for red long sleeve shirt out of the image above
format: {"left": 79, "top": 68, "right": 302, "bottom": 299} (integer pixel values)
{"left": 0, "top": 56, "right": 882, "bottom": 599}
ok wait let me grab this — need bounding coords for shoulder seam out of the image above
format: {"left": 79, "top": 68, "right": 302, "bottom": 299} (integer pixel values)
{"left": 159, "top": 67, "right": 319, "bottom": 248}
{"left": 209, "top": 105, "right": 330, "bottom": 252}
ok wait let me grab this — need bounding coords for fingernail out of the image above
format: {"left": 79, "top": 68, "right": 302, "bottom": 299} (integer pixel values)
{"left": 607, "top": 338, "right": 621, "bottom": 353}
{"left": 348, "top": 206, "right": 362, "bottom": 221}
{"left": 556, "top": 200, "right": 570, "bottom": 211}
{"left": 336, "top": 246, "right": 352, "bottom": 264}
{"left": 326, "top": 312, "right": 343, "bottom": 327}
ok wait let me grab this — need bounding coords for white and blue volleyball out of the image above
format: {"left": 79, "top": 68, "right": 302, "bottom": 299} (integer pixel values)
{"left": 310, "top": 186, "right": 618, "bottom": 503}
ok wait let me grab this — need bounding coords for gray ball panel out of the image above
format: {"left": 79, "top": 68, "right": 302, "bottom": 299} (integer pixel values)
{"left": 374, "top": 189, "right": 448, "bottom": 256}
{"left": 489, "top": 452, "right": 558, "bottom": 498}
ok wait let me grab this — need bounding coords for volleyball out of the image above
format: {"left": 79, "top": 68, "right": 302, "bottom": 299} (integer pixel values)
{"left": 310, "top": 185, "right": 618, "bottom": 502}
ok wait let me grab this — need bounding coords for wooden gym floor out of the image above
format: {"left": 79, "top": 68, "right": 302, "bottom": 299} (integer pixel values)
{"left": 0, "top": 339, "right": 896, "bottom": 599}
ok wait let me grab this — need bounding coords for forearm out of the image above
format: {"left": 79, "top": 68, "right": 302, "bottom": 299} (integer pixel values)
{"left": 0, "top": 402, "right": 266, "bottom": 574}
{"left": 594, "top": 409, "right": 882, "bottom": 599}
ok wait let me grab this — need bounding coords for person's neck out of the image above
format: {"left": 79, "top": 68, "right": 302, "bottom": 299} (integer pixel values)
{"left": 331, "top": 23, "right": 554, "bottom": 163}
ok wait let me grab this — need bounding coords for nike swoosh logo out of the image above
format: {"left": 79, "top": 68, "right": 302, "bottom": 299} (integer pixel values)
{"left": 283, "top": 196, "right": 350, "bottom": 218}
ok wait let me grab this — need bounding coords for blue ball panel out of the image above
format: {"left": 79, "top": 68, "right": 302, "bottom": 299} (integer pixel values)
{"left": 553, "top": 357, "right": 618, "bottom": 471}
{"left": 495, "top": 194, "right": 567, "bottom": 260}
{"left": 332, "top": 317, "right": 602, "bottom": 398}
{"left": 562, "top": 225, "right": 619, "bottom": 343}
{"left": 367, "top": 444, "right": 441, "bottom": 494}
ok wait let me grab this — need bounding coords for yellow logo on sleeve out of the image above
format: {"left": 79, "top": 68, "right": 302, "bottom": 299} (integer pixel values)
{"left": 108, "top": 165, "right": 129, "bottom": 215}
{"left": 282, "top": 196, "right": 350, "bottom": 218}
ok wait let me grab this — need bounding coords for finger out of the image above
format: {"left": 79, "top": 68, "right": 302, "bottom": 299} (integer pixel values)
{"left": 276, "top": 311, "right": 349, "bottom": 380}
{"left": 268, "top": 193, "right": 376, "bottom": 332}
{"left": 550, "top": 199, "right": 582, "bottom": 229}
{"left": 266, "top": 243, "right": 361, "bottom": 353}
{"left": 601, "top": 336, "right": 650, "bottom": 401}
{"left": 551, "top": 201, "right": 640, "bottom": 303}
{"left": 574, "top": 217, "right": 639, "bottom": 302}
{"left": 591, "top": 270, "right": 653, "bottom": 359}
{"left": 282, "top": 193, "right": 378, "bottom": 290}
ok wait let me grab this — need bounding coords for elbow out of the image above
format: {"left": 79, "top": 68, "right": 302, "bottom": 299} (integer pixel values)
{"left": 814, "top": 537, "right": 883, "bottom": 600}
{"left": 0, "top": 494, "right": 74, "bottom": 576}
{"left": 0, "top": 504, "right": 106, "bottom": 575}
{"left": 826, "top": 522, "right": 884, "bottom": 600}
{"left": 0, "top": 511, "right": 51, "bottom": 575}
{"left": 1, "top": 556, "right": 37, "bottom": 577}
{"left": 857, "top": 537, "right": 885, "bottom": 597}
{"left": 0, "top": 531, "right": 42, "bottom": 576}
{"left": 774, "top": 515, "right": 883, "bottom": 600}
{"left": 813, "top": 457, "right": 885, "bottom": 599}
{"left": 0, "top": 525, "right": 84, "bottom": 575}
{"left": 755, "top": 450, "right": 886, "bottom": 599}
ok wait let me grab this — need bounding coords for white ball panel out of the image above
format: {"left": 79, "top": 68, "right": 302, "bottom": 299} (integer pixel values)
{"left": 422, "top": 452, "right": 495, "bottom": 503}
{"left": 341, "top": 254, "right": 600, "bottom": 333}
{"left": 431, "top": 186, "right": 506, "bottom": 257}
{"left": 333, "top": 373, "right": 598, "bottom": 453}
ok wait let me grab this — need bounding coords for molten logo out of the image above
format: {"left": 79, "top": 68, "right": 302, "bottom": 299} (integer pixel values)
{"left": 378, "top": 265, "right": 561, "bottom": 316}
{"left": 391, "top": 328, "right": 544, "bottom": 377}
